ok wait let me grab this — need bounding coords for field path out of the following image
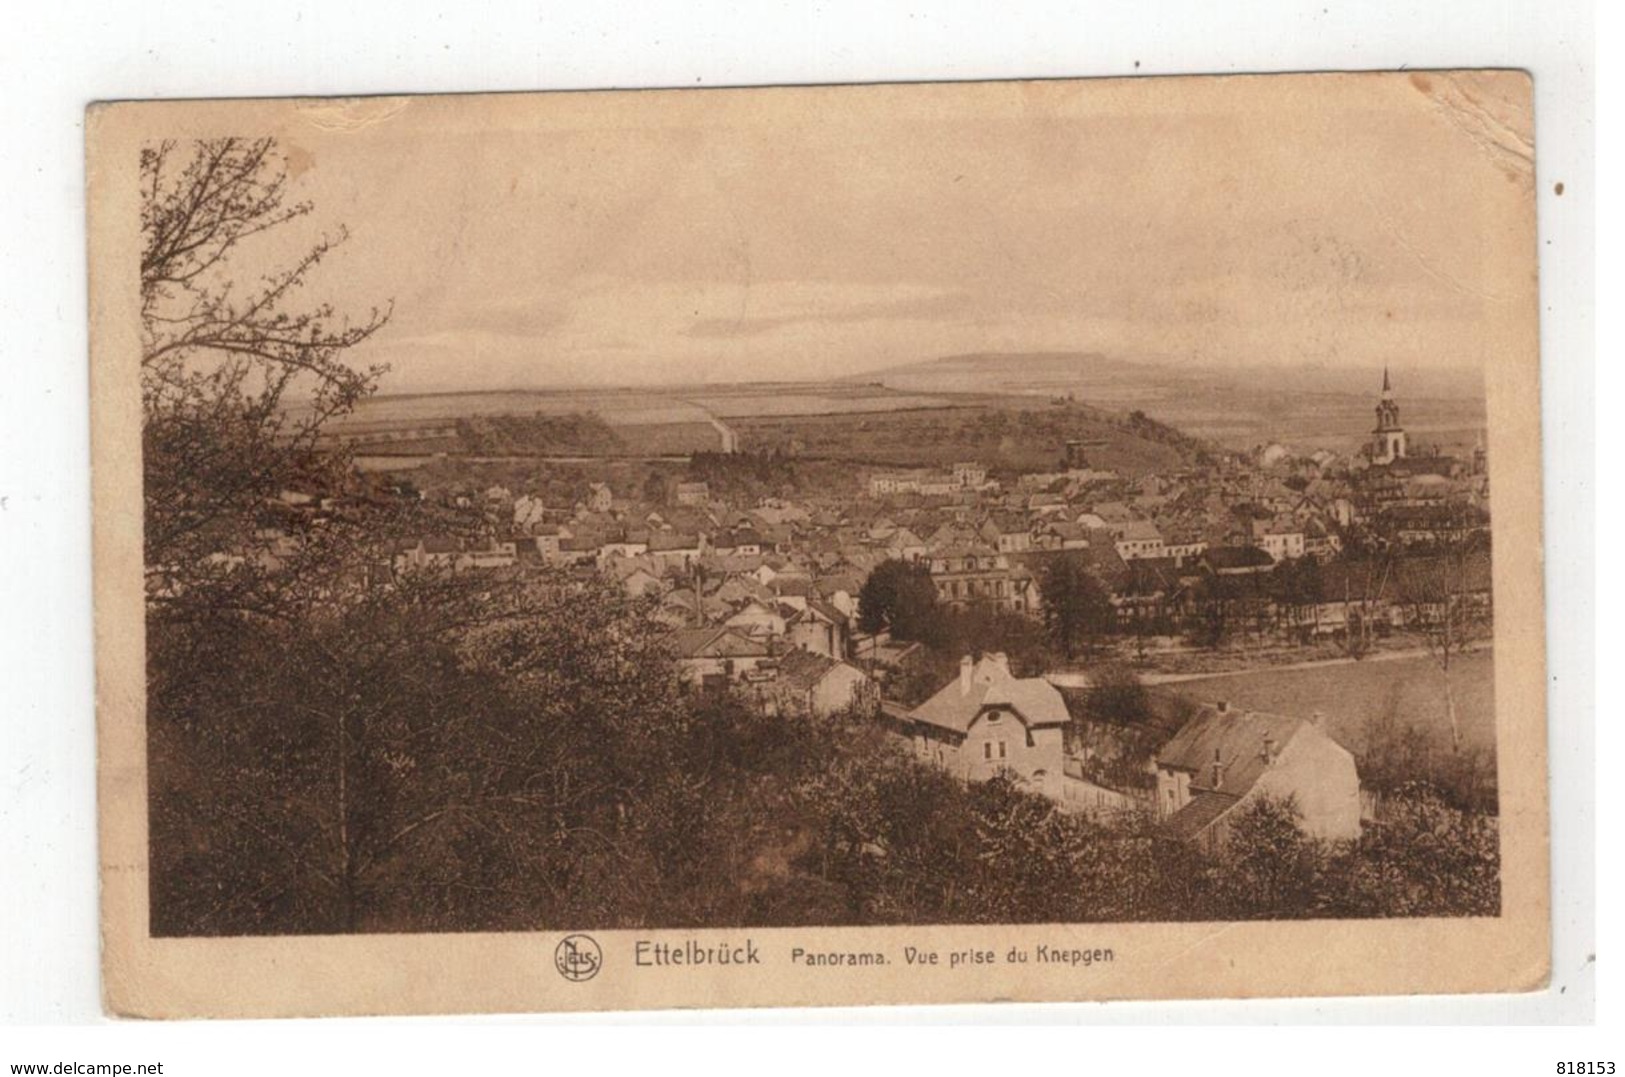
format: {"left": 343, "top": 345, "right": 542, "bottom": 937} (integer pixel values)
{"left": 677, "top": 398, "right": 739, "bottom": 453}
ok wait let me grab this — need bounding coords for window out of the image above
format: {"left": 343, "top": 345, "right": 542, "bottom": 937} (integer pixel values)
{"left": 983, "top": 742, "right": 993, "bottom": 761}
{"left": 998, "top": 741, "right": 1008, "bottom": 760}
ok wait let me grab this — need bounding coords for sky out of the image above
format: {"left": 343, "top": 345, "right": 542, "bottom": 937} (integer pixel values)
{"left": 244, "top": 72, "right": 1534, "bottom": 394}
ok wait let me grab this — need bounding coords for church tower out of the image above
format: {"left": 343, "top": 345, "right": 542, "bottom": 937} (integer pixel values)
{"left": 1370, "top": 366, "right": 1407, "bottom": 465}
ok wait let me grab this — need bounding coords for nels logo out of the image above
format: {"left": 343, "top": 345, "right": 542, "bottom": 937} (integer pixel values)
{"left": 554, "top": 934, "right": 603, "bottom": 983}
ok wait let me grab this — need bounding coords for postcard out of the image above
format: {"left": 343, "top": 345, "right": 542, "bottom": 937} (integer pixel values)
{"left": 89, "top": 71, "right": 1547, "bottom": 1016}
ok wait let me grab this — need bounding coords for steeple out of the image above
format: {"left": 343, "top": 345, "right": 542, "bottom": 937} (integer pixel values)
{"left": 1370, "top": 366, "right": 1406, "bottom": 464}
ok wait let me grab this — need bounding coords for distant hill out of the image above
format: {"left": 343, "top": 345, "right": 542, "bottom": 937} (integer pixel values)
{"left": 855, "top": 351, "right": 1486, "bottom": 455}
{"left": 849, "top": 351, "right": 1174, "bottom": 397}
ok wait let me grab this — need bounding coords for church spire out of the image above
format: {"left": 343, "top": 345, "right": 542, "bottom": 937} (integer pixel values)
{"left": 1371, "top": 365, "right": 1406, "bottom": 463}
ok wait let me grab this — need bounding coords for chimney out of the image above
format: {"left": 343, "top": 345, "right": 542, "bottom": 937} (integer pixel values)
{"left": 960, "top": 655, "right": 974, "bottom": 695}
{"left": 1261, "top": 732, "right": 1278, "bottom": 764}
{"left": 989, "top": 651, "right": 1010, "bottom": 676}
{"left": 1210, "top": 747, "right": 1225, "bottom": 790}
{"left": 1216, "top": 700, "right": 1229, "bottom": 714}
{"left": 1310, "top": 710, "right": 1325, "bottom": 728}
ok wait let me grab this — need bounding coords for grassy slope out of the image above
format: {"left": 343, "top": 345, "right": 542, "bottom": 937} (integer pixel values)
{"left": 1158, "top": 652, "right": 1496, "bottom": 757}
{"left": 733, "top": 399, "right": 1200, "bottom": 474}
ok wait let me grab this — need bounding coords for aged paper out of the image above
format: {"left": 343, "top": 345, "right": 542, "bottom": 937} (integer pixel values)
{"left": 90, "top": 71, "right": 1547, "bottom": 1017}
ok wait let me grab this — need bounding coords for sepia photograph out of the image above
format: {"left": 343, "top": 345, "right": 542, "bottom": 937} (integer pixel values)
{"left": 87, "top": 71, "right": 1550, "bottom": 1015}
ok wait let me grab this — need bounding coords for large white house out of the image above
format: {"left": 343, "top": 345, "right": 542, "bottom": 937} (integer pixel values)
{"left": 903, "top": 653, "right": 1071, "bottom": 799}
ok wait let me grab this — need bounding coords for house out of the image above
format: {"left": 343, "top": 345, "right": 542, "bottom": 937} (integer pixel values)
{"left": 1160, "top": 532, "right": 1209, "bottom": 565}
{"left": 856, "top": 633, "right": 924, "bottom": 673}
{"left": 1154, "top": 701, "right": 1361, "bottom": 849}
{"left": 952, "top": 461, "right": 988, "bottom": 488}
{"left": 724, "top": 599, "right": 790, "bottom": 639}
{"left": 1027, "top": 491, "right": 1069, "bottom": 516}
{"left": 556, "top": 533, "right": 604, "bottom": 566}
{"left": 664, "top": 626, "right": 772, "bottom": 691}
{"left": 869, "top": 471, "right": 924, "bottom": 497}
{"left": 1303, "top": 520, "right": 1343, "bottom": 561}
{"left": 926, "top": 546, "right": 1026, "bottom": 612}
{"left": 768, "top": 573, "right": 816, "bottom": 609}
{"left": 512, "top": 494, "right": 551, "bottom": 532}
{"left": 585, "top": 482, "right": 613, "bottom": 514}
{"left": 659, "top": 585, "right": 733, "bottom": 628}
{"left": 770, "top": 649, "right": 878, "bottom": 718}
{"left": 786, "top": 596, "right": 850, "bottom": 658}
{"left": 1111, "top": 556, "right": 1187, "bottom": 629}
{"left": 526, "top": 525, "right": 563, "bottom": 563}
{"left": 1008, "top": 545, "right": 1131, "bottom": 612}
{"left": 1112, "top": 519, "right": 1166, "bottom": 561}
{"left": 647, "top": 531, "right": 706, "bottom": 570}
{"left": 1253, "top": 519, "right": 1306, "bottom": 561}
{"left": 392, "top": 536, "right": 516, "bottom": 573}
{"left": 458, "top": 538, "right": 518, "bottom": 570}
{"left": 822, "top": 588, "right": 859, "bottom": 622}
{"left": 713, "top": 528, "right": 764, "bottom": 557}
{"left": 1036, "top": 519, "right": 1091, "bottom": 550}
{"left": 1091, "top": 500, "right": 1136, "bottom": 524}
{"left": 902, "top": 653, "right": 1070, "bottom": 799}
{"left": 616, "top": 564, "right": 665, "bottom": 598}
{"left": 392, "top": 535, "right": 462, "bottom": 573}
{"left": 596, "top": 530, "right": 650, "bottom": 562}
{"left": 885, "top": 526, "right": 928, "bottom": 563}
{"left": 980, "top": 513, "right": 1032, "bottom": 554}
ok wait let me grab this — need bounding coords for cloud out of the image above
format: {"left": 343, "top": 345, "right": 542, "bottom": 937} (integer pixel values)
{"left": 683, "top": 288, "right": 972, "bottom": 339}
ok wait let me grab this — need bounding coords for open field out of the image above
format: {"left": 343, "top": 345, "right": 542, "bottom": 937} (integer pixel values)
{"left": 325, "top": 389, "right": 709, "bottom": 427}
{"left": 309, "top": 350, "right": 1488, "bottom": 460}
{"left": 1158, "top": 651, "right": 1496, "bottom": 759}
{"left": 316, "top": 377, "right": 1200, "bottom": 470}
{"left": 868, "top": 352, "right": 1487, "bottom": 455}
{"left": 683, "top": 384, "right": 954, "bottom": 418}
{"left": 322, "top": 383, "right": 954, "bottom": 431}
{"left": 734, "top": 400, "right": 1199, "bottom": 474}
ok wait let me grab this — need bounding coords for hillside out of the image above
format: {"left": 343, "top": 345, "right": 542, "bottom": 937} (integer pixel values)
{"left": 859, "top": 352, "right": 1487, "bottom": 455}
{"left": 733, "top": 398, "right": 1207, "bottom": 475}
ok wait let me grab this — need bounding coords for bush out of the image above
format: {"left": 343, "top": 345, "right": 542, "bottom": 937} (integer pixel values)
{"left": 1086, "top": 664, "right": 1153, "bottom": 725}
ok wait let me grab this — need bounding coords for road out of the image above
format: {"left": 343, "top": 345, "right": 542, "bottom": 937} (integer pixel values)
{"left": 677, "top": 398, "right": 739, "bottom": 453}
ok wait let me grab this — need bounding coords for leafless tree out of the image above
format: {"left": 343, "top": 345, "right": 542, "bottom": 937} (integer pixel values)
{"left": 1338, "top": 556, "right": 1393, "bottom": 659}
{"left": 140, "top": 138, "right": 391, "bottom": 605}
{"left": 1394, "top": 544, "right": 1491, "bottom": 752}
